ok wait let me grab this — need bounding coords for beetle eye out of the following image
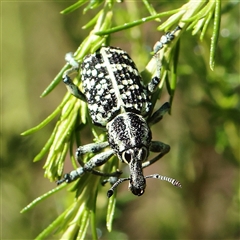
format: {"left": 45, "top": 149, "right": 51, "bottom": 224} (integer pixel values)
{"left": 122, "top": 150, "right": 132, "bottom": 164}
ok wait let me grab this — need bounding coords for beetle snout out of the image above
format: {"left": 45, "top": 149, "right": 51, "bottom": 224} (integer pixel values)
{"left": 130, "top": 186, "right": 145, "bottom": 196}
{"left": 129, "top": 177, "right": 146, "bottom": 196}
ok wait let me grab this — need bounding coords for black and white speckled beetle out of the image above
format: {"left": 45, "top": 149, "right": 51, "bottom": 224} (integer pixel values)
{"left": 57, "top": 27, "right": 182, "bottom": 197}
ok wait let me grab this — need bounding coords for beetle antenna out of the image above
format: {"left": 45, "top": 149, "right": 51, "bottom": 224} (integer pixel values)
{"left": 145, "top": 174, "right": 182, "bottom": 188}
{"left": 107, "top": 174, "right": 181, "bottom": 198}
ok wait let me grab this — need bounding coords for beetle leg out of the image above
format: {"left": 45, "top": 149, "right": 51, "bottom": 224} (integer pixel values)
{"left": 76, "top": 141, "right": 109, "bottom": 166}
{"left": 147, "top": 26, "right": 181, "bottom": 93}
{"left": 142, "top": 141, "right": 170, "bottom": 168}
{"left": 147, "top": 102, "right": 170, "bottom": 126}
{"left": 153, "top": 26, "right": 181, "bottom": 54}
{"left": 63, "top": 52, "right": 87, "bottom": 102}
{"left": 57, "top": 149, "right": 117, "bottom": 184}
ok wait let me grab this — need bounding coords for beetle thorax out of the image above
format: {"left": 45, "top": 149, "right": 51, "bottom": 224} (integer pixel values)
{"left": 106, "top": 112, "right": 152, "bottom": 160}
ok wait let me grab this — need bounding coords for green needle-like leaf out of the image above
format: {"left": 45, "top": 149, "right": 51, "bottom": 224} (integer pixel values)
{"left": 210, "top": 0, "right": 221, "bottom": 70}
{"left": 95, "top": 9, "right": 181, "bottom": 35}
{"left": 20, "top": 183, "right": 67, "bottom": 213}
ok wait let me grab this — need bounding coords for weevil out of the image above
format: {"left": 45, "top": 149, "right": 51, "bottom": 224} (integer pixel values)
{"left": 57, "top": 26, "right": 182, "bottom": 197}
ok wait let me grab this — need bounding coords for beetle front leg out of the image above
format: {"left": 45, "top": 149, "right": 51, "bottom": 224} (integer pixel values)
{"left": 83, "top": 150, "right": 115, "bottom": 171}
{"left": 142, "top": 141, "right": 170, "bottom": 168}
{"left": 76, "top": 144, "right": 122, "bottom": 185}
{"left": 57, "top": 149, "right": 116, "bottom": 184}
{"left": 81, "top": 149, "right": 121, "bottom": 177}
{"left": 76, "top": 141, "right": 109, "bottom": 166}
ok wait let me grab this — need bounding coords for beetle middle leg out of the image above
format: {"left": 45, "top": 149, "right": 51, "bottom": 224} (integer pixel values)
{"left": 147, "top": 102, "right": 170, "bottom": 126}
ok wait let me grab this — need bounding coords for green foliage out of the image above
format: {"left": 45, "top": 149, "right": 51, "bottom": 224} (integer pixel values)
{"left": 19, "top": 0, "right": 239, "bottom": 239}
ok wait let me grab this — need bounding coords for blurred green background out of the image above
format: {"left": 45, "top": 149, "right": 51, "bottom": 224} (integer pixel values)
{"left": 2, "top": 1, "right": 239, "bottom": 239}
